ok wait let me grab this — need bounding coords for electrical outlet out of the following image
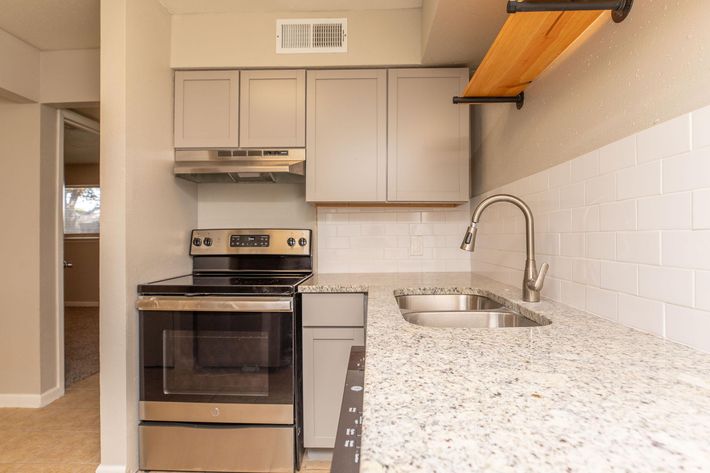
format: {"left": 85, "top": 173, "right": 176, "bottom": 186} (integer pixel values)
{"left": 410, "top": 236, "right": 423, "bottom": 256}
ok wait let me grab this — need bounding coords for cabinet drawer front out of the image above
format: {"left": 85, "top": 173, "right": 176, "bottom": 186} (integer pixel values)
{"left": 302, "top": 293, "right": 365, "bottom": 327}
{"left": 140, "top": 423, "right": 294, "bottom": 472}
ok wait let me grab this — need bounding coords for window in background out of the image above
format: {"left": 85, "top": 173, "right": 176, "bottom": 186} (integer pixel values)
{"left": 64, "top": 186, "right": 100, "bottom": 234}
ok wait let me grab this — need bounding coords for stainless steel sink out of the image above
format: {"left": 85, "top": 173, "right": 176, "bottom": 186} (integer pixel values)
{"left": 395, "top": 294, "right": 550, "bottom": 328}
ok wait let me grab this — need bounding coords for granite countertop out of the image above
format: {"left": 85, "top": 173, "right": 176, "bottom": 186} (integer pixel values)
{"left": 299, "top": 272, "right": 710, "bottom": 472}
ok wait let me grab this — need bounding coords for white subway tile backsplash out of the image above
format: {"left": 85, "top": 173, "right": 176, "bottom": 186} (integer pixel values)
{"left": 361, "top": 224, "right": 387, "bottom": 236}
{"left": 599, "top": 200, "right": 636, "bottom": 231}
{"left": 692, "top": 189, "right": 710, "bottom": 230}
{"left": 559, "top": 183, "right": 586, "bottom": 209}
{"left": 548, "top": 209, "right": 572, "bottom": 233}
{"left": 637, "top": 193, "right": 692, "bottom": 230}
{"left": 318, "top": 205, "right": 471, "bottom": 274}
{"left": 691, "top": 104, "right": 710, "bottom": 150}
{"left": 665, "top": 305, "right": 710, "bottom": 352}
{"left": 585, "top": 287, "right": 617, "bottom": 321}
{"left": 638, "top": 265, "right": 693, "bottom": 306}
{"left": 570, "top": 150, "right": 600, "bottom": 182}
{"left": 662, "top": 147, "right": 710, "bottom": 193}
{"left": 616, "top": 231, "right": 660, "bottom": 264}
{"left": 470, "top": 110, "right": 708, "bottom": 353}
{"left": 561, "top": 280, "right": 586, "bottom": 310}
{"left": 616, "top": 161, "right": 661, "bottom": 200}
{"left": 694, "top": 271, "right": 710, "bottom": 311}
{"left": 560, "top": 233, "right": 585, "bottom": 257}
{"left": 573, "top": 259, "right": 601, "bottom": 287}
{"left": 618, "top": 295, "right": 665, "bottom": 336}
{"left": 600, "top": 261, "right": 637, "bottom": 295}
{"left": 599, "top": 135, "right": 636, "bottom": 174}
{"left": 661, "top": 230, "right": 710, "bottom": 270}
{"left": 396, "top": 212, "right": 421, "bottom": 223}
{"left": 585, "top": 173, "right": 616, "bottom": 204}
{"left": 636, "top": 114, "right": 691, "bottom": 163}
{"left": 421, "top": 211, "right": 445, "bottom": 223}
{"left": 571, "top": 206, "right": 600, "bottom": 232}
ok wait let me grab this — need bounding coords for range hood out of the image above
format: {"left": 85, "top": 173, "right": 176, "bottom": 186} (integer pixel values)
{"left": 174, "top": 149, "right": 305, "bottom": 183}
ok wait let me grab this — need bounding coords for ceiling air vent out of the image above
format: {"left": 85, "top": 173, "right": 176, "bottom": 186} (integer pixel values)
{"left": 276, "top": 18, "right": 347, "bottom": 54}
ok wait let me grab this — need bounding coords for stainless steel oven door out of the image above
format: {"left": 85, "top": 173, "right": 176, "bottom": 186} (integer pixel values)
{"left": 138, "top": 296, "right": 295, "bottom": 424}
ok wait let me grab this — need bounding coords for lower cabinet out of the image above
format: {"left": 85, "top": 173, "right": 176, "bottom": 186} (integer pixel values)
{"left": 301, "top": 293, "right": 366, "bottom": 449}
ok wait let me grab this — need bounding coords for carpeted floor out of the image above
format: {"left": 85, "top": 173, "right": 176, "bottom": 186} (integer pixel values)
{"left": 64, "top": 307, "right": 99, "bottom": 388}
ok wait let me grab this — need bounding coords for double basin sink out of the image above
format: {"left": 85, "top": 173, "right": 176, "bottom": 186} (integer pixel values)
{"left": 396, "top": 294, "right": 551, "bottom": 328}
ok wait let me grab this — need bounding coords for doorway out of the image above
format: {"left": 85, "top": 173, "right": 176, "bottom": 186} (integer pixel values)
{"left": 61, "top": 110, "right": 100, "bottom": 389}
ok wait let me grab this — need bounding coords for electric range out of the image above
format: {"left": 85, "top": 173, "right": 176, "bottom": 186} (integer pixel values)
{"left": 137, "top": 228, "right": 312, "bottom": 473}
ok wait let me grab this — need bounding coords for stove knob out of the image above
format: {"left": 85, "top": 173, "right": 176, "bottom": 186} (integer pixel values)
{"left": 287, "top": 237, "right": 296, "bottom": 247}
{"left": 299, "top": 237, "right": 308, "bottom": 247}
{"left": 192, "top": 237, "right": 202, "bottom": 247}
{"left": 203, "top": 237, "right": 213, "bottom": 247}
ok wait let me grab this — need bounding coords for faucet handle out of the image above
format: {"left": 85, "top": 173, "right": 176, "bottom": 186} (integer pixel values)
{"left": 528, "top": 262, "right": 549, "bottom": 292}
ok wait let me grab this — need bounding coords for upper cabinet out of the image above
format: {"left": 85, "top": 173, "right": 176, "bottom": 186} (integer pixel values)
{"left": 387, "top": 68, "right": 470, "bottom": 202}
{"left": 240, "top": 70, "right": 306, "bottom": 148}
{"left": 306, "top": 70, "right": 387, "bottom": 203}
{"left": 174, "top": 70, "right": 240, "bottom": 148}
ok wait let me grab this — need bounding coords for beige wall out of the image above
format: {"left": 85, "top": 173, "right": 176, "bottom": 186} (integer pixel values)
{"left": 100, "top": 0, "right": 197, "bottom": 470}
{"left": 0, "top": 28, "right": 39, "bottom": 102}
{"left": 40, "top": 49, "right": 100, "bottom": 105}
{"left": 472, "top": 1, "right": 710, "bottom": 194}
{"left": 0, "top": 104, "right": 42, "bottom": 396}
{"left": 171, "top": 9, "right": 421, "bottom": 68}
{"left": 0, "top": 103, "right": 60, "bottom": 402}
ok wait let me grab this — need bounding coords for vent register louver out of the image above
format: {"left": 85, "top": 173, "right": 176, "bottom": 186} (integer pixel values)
{"left": 276, "top": 18, "right": 347, "bottom": 53}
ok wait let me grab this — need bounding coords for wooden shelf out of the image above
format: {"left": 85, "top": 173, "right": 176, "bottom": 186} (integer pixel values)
{"left": 462, "top": 9, "right": 605, "bottom": 98}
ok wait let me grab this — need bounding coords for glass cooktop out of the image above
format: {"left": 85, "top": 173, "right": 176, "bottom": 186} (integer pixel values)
{"left": 137, "top": 273, "right": 312, "bottom": 295}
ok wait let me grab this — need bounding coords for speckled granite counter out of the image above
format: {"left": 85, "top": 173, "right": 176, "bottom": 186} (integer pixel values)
{"left": 299, "top": 272, "right": 710, "bottom": 472}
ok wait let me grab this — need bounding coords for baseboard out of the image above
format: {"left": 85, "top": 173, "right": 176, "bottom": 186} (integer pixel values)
{"left": 65, "top": 301, "right": 100, "bottom": 307}
{"left": 40, "top": 385, "right": 64, "bottom": 407}
{"left": 0, "top": 385, "right": 66, "bottom": 408}
{"left": 0, "top": 393, "right": 42, "bottom": 408}
{"left": 96, "top": 465, "right": 127, "bottom": 473}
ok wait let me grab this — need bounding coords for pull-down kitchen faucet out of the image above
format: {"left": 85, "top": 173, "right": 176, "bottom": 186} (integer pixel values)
{"left": 461, "top": 194, "right": 549, "bottom": 302}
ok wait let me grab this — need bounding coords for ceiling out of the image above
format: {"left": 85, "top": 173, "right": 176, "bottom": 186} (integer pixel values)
{"left": 0, "top": 0, "right": 99, "bottom": 50}
{"left": 64, "top": 124, "right": 99, "bottom": 165}
{"left": 159, "top": 0, "right": 422, "bottom": 14}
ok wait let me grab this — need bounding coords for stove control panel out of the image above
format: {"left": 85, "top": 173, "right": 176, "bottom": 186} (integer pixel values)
{"left": 230, "top": 234, "right": 270, "bottom": 248}
{"left": 190, "top": 229, "right": 311, "bottom": 256}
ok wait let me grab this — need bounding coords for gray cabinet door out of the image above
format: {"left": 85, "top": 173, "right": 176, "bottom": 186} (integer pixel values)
{"left": 302, "top": 327, "right": 365, "bottom": 448}
{"left": 387, "top": 68, "right": 470, "bottom": 202}
{"left": 174, "top": 70, "right": 239, "bottom": 148}
{"left": 306, "top": 69, "right": 387, "bottom": 202}
{"left": 240, "top": 70, "right": 306, "bottom": 148}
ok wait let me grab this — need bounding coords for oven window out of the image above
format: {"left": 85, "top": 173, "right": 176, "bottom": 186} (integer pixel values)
{"left": 163, "top": 330, "right": 270, "bottom": 396}
{"left": 140, "top": 310, "right": 294, "bottom": 404}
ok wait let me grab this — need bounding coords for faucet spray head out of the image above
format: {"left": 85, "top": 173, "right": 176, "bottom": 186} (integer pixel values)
{"left": 460, "top": 223, "right": 478, "bottom": 252}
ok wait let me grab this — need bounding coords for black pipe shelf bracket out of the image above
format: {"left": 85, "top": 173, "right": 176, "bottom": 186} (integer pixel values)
{"left": 452, "top": 93, "right": 525, "bottom": 110}
{"left": 507, "top": 0, "right": 633, "bottom": 23}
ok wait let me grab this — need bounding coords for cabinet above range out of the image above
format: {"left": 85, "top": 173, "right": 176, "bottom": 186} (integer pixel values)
{"left": 173, "top": 67, "right": 470, "bottom": 203}
{"left": 174, "top": 69, "right": 306, "bottom": 149}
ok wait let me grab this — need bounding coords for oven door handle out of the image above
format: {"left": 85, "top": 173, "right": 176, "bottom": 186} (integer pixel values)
{"left": 136, "top": 296, "right": 293, "bottom": 312}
